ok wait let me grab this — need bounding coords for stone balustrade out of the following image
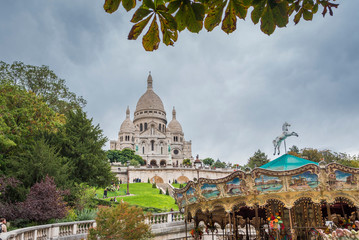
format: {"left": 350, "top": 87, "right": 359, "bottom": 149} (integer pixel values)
{"left": 1, "top": 212, "right": 185, "bottom": 240}
{"left": 146, "top": 211, "right": 184, "bottom": 225}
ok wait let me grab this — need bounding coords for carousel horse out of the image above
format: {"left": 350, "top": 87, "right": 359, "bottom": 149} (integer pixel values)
{"left": 273, "top": 122, "right": 298, "bottom": 155}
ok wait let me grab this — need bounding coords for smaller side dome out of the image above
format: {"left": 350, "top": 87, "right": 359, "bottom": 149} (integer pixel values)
{"left": 120, "top": 106, "right": 136, "bottom": 133}
{"left": 167, "top": 107, "right": 183, "bottom": 133}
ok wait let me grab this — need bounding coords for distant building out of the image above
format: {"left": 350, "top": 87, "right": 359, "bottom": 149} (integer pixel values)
{"left": 110, "top": 73, "right": 193, "bottom": 166}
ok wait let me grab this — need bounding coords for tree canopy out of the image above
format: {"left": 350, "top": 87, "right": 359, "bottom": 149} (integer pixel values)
{"left": 0, "top": 83, "right": 64, "bottom": 156}
{"left": 106, "top": 148, "right": 144, "bottom": 165}
{"left": 213, "top": 159, "right": 226, "bottom": 168}
{"left": 103, "top": 0, "right": 339, "bottom": 51}
{"left": 246, "top": 149, "right": 270, "bottom": 169}
{"left": 0, "top": 61, "right": 86, "bottom": 114}
{"left": 202, "top": 157, "right": 215, "bottom": 166}
{"left": 0, "top": 61, "right": 115, "bottom": 223}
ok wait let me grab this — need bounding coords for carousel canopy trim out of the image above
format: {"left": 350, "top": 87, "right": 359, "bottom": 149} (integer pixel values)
{"left": 174, "top": 162, "right": 359, "bottom": 214}
{"left": 259, "top": 154, "right": 318, "bottom": 171}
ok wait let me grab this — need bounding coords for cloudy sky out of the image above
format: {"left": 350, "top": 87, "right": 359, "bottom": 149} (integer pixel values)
{"left": 1, "top": 1, "right": 358, "bottom": 165}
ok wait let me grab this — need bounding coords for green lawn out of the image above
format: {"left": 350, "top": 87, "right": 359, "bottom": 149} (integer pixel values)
{"left": 95, "top": 183, "right": 178, "bottom": 212}
{"left": 172, "top": 183, "right": 187, "bottom": 188}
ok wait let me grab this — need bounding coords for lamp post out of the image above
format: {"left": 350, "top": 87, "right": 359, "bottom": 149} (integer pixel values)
{"left": 194, "top": 156, "right": 202, "bottom": 181}
{"left": 127, "top": 160, "right": 130, "bottom": 195}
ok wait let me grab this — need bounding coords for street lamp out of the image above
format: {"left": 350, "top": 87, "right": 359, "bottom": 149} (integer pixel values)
{"left": 194, "top": 155, "right": 202, "bottom": 181}
{"left": 127, "top": 160, "right": 130, "bottom": 195}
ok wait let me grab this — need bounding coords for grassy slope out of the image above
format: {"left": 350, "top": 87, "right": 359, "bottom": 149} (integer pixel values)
{"left": 95, "top": 183, "right": 178, "bottom": 211}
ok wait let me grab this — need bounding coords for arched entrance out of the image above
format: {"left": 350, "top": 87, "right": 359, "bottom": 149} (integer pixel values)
{"left": 160, "top": 160, "right": 166, "bottom": 167}
{"left": 151, "top": 176, "right": 164, "bottom": 183}
{"left": 177, "top": 176, "right": 189, "bottom": 184}
{"left": 150, "top": 159, "right": 157, "bottom": 166}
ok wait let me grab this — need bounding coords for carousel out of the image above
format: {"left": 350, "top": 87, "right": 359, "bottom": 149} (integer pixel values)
{"left": 173, "top": 154, "right": 359, "bottom": 240}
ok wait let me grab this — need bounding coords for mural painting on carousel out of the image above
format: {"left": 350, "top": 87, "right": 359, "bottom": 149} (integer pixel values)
{"left": 329, "top": 170, "right": 356, "bottom": 189}
{"left": 201, "top": 183, "right": 220, "bottom": 199}
{"left": 255, "top": 175, "right": 283, "bottom": 192}
{"left": 186, "top": 187, "right": 197, "bottom": 203}
{"left": 226, "top": 177, "right": 245, "bottom": 195}
{"left": 176, "top": 193, "right": 186, "bottom": 206}
{"left": 289, "top": 171, "right": 319, "bottom": 190}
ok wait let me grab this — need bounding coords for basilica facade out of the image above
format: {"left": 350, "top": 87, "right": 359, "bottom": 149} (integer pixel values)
{"left": 110, "top": 73, "right": 193, "bottom": 166}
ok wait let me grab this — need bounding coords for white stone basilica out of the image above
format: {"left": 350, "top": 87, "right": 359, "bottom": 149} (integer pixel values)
{"left": 110, "top": 73, "right": 193, "bottom": 166}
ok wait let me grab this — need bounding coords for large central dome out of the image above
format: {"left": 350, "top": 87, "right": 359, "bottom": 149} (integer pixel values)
{"left": 135, "top": 74, "right": 165, "bottom": 112}
{"left": 134, "top": 73, "right": 167, "bottom": 122}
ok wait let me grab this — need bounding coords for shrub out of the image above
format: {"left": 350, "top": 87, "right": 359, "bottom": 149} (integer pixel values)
{"left": 88, "top": 202, "right": 152, "bottom": 240}
{"left": 152, "top": 183, "right": 156, "bottom": 188}
{"left": 106, "top": 185, "right": 117, "bottom": 192}
{"left": 76, "top": 208, "right": 97, "bottom": 221}
{"left": 159, "top": 189, "right": 162, "bottom": 194}
{"left": 165, "top": 188, "right": 169, "bottom": 195}
{"left": 65, "top": 208, "right": 78, "bottom": 222}
{"left": 22, "top": 176, "right": 68, "bottom": 223}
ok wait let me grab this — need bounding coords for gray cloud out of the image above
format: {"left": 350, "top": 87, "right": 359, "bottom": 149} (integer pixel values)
{"left": 1, "top": 0, "right": 359, "bottom": 165}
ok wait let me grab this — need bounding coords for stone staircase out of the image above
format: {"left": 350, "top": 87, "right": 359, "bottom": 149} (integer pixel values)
{"left": 156, "top": 183, "right": 175, "bottom": 197}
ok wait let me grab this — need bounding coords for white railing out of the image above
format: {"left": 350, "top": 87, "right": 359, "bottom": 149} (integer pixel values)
{"left": 1, "top": 220, "right": 96, "bottom": 240}
{"left": 1, "top": 212, "right": 184, "bottom": 240}
{"left": 146, "top": 211, "right": 184, "bottom": 225}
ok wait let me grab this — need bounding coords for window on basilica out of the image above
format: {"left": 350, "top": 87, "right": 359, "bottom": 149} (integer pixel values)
{"left": 151, "top": 140, "right": 155, "bottom": 151}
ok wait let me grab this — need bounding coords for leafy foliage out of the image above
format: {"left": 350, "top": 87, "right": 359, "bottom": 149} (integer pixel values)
{"left": 56, "top": 109, "right": 115, "bottom": 187}
{"left": 103, "top": 0, "right": 340, "bottom": 51}
{"left": 5, "top": 138, "right": 69, "bottom": 188}
{"left": 0, "top": 83, "right": 64, "bottom": 154}
{"left": 0, "top": 61, "right": 86, "bottom": 114}
{"left": 107, "top": 149, "right": 144, "bottom": 165}
{"left": 287, "top": 146, "right": 359, "bottom": 168}
{"left": 88, "top": 202, "right": 152, "bottom": 240}
{"left": 21, "top": 176, "right": 68, "bottom": 223}
{"left": 0, "top": 176, "right": 68, "bottom": 222}
{"left": 66, "top": 183, "right": 97, "bottom": 210}
{"left": 183, "top": 158, "right": 192, "bottom": 166}
{"left": 76, "top": 208, "right": 98, "bottom": 221}
{"left": 202, "top": 157, "right": 215, "bottom": 166}
{"left": 246, "top": 149, "right": 270, "bottom": 169}
{"left": 213, "top": 159, "right": 226, "bottom": 168}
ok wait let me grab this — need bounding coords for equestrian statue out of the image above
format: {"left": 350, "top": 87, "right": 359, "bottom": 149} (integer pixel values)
{"left": 273, "top": 122, "right": 298, "bottom": 155}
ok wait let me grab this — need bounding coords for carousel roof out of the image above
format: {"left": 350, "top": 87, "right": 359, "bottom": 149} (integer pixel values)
{"left": 259, "top": 154, "right": 318, "bottom": 171}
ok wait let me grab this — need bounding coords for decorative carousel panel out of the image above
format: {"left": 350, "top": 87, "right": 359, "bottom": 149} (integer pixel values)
{"left": 329, "top": 170, "right": 357, "bottom": 190}
{"left": 186, "top": 186, "right": 197, "bottom": 203}
{"left": 225, "top": 177, "right": 245, "bottom": 196}
{"left": 289, "top": 171, "right": 319, "bottom": 190}
{"left": 176, "top": 193, "right": 186, "bottom": 208}
{"left": 254, "top": 175, "right": 283, "bottom": 193}
{"left": 200, "top": 183, "right": 220, "bottom": 199}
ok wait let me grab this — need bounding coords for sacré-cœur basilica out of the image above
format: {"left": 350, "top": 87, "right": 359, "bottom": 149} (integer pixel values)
{"left": 110, "top": 73, "right": 193, "bottom": 167}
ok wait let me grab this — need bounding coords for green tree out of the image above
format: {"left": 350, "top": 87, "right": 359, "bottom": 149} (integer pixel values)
{"left": 56, "top": 109, "right": 115, "bottom": 187}
{"left": 130, "top": 159, "right": 140, "bottom": 167}
{"left": 288, "top": 145, "right": 301, "bottom": 157}
{"left": 246, "top": 149, "right": 270, "bottom": 169}
{"left": 88, "top": 202, "right": 152, "bottom": 240}
{"left": 107, "top": 149, "right": 144, "bottom": 165}
{"left": 301, "top": 148, "right": 323, "bottom": 162}
{"left": 0, "top": 61, "right": 86, "bottom": 114}
{"left": 183, "top": 158, "right": 192, "bottom": 166}
{"left": 213, "top": 159, "right": 226, "bottom": 168}
{"left": 103, "top": 0, "right": 340, "bottom": 51}
{"left": 0, "top": 83, "right": 64, "bottom": 154}
{"left": 5, "top": 138, "right": 69, "bottom": 188}
{"left": 202, "top": 157, "right": 215, "bottom": 166}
